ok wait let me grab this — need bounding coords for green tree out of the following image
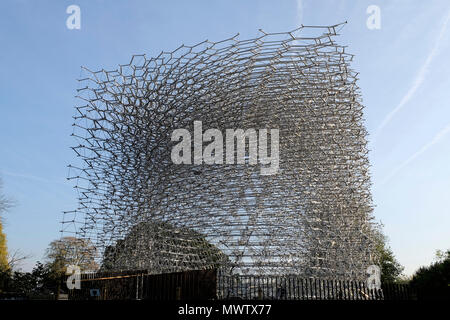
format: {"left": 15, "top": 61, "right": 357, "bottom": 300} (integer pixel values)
{"left": 1, "top": 261, "right": 63, "bottom": 299}
{"left": 41, "top": 238, "right": 98, "bottom": 299}
{"left": 374, "top": 228, "right": 404, "bottom": 283}
{"left": 410, "top": 249, "right": 450, "bottom": 299}
{"left": 434, "top": 249, "right": 450, "bottom": 263}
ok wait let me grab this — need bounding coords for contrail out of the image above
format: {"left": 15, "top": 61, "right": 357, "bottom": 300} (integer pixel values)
{"left": 380, "top": 123, "right": 450, "bottom": 186}
{"left": 374, "top": 9, "right": 450, "bottom": 141}
{"left": 0, "top": 170, "right": 69, "bottom": 187}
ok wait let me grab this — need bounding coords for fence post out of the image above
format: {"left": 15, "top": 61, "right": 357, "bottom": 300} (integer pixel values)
{"left": 176, "top": 286, "right": 182, "bottom": 300}
{"left": 135, "top": 274, "right": 139, "bottom": 300}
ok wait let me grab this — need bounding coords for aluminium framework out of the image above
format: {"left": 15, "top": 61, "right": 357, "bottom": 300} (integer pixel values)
{"left": 63, "top": 23, "right": 379, "bottom": 279}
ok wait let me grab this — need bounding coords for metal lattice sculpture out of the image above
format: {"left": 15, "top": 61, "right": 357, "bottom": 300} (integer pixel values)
{"left": 63, "top": 24, "right": 378, "bottom": 279}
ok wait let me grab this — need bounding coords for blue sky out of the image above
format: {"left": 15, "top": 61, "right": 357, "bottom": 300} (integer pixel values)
{"left": 0, "top": 0, "right": 449, "bottom": 275}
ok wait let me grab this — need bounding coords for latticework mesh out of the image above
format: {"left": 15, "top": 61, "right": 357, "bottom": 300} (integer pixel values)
{"left": 63, "top": 24, "right": 378, "bottom": 279}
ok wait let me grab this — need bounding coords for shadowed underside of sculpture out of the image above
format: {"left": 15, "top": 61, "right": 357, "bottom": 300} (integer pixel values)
{"left": 63, "top": 24, "right": 378, "bottom": 279}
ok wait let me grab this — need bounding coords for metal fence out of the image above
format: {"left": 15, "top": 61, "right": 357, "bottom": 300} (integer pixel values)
{"left": 218, "top": 275, "right": 414, "bottom": 300}
{"left": 69, "top": 269, "right": 216, "bottom": 300}
{"left": 67, "top": 269, "right": 415, "bottom": 300}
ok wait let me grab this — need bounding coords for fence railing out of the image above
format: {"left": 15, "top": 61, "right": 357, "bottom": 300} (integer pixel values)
{"left": 217, "top": 274, "right": 414, "bottom": 300}
{"left": 69, "top": 269, "right": 217, "bottom": 300}
{"left": 70, "top": 269, "right": 146, "bottom": 300}
{"left": 67, "top": 269, "right": 415, "bottom": 300}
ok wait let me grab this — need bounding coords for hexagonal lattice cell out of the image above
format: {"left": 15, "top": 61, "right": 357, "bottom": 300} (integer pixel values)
{"left": 63, "top": 24, "right": 379, "bottom": 279}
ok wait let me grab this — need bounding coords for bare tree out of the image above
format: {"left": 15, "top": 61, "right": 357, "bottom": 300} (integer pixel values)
{"left": 46, "top": 237, "right": 98, "bottom": 272}
{"left": 7, "top": 249, "right": 32, "bottom": 271}
{"left": 0, "top": 178, "right": 13, "bottom": 271}
{"left": 0, "top": 178, "right": 13, "bottom": 218}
